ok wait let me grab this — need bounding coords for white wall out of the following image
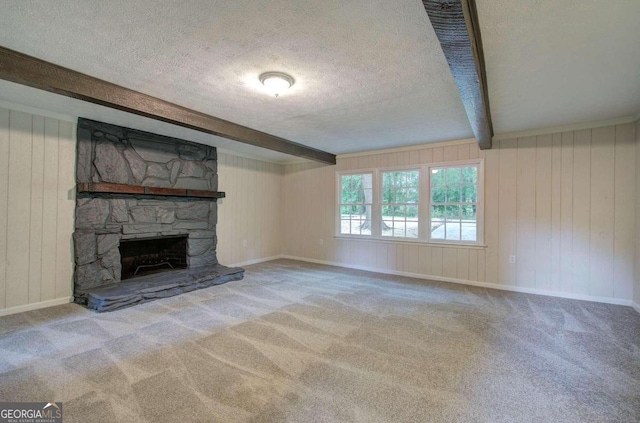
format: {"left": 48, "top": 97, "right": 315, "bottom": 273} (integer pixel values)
{"left": 0, "top": 107, "right": 76, "bottom": 315}
{"left": 216, "top": 153, "right": 283, "bottom": 267}
{"left": 283, "top": 123, "right": 637, "bottom": 304}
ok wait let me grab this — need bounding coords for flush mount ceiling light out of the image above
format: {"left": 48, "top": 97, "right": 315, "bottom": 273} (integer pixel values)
{"left": 259, "top": 72, "right": 294, "bottom": 97}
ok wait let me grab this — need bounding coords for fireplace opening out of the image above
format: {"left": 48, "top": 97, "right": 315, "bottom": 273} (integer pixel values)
{"left": 119, "top": 235, "right": 188, "bottom": 280}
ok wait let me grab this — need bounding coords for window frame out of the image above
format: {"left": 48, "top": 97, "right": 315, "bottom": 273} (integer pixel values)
{"left": 425, "top": 159, "right": 484, "bottom": 246}
{"left": 335, "top": 158, "right": 484, "bottom": 246}
{"left": 336, "top": 170, "right": 376, "bottom": 238}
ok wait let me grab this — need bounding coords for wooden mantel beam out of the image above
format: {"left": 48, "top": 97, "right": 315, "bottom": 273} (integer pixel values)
{"left": 422, "top": 0, "right": 493, "bottom": 149}
{"left": 0, "top": 46, "right": 336, "bottom": 164}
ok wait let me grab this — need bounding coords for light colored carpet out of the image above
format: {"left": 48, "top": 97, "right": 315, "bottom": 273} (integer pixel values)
{"left": 0, "top": 259, "right": 639, "bottom": 422}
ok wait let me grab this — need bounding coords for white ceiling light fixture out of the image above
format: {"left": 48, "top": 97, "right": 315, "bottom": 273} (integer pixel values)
{"left": 259, "top": 72, "right": 294, "bottom": 97}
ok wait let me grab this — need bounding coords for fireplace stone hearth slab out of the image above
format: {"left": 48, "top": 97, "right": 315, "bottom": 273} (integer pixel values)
{"left": 81, "top": 264, "right": 244, "bottom": 312}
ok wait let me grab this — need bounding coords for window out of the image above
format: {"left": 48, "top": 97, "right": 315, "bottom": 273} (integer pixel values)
{"left": 339, "top": 173, "right": 373, "bottom": 236}
{"left": 430, "top": 165, "right": 478, "bottom": 242}
{"left": 336, "top": 159, "right": 483, "bottom": 244}
{"left": 381, "top": 170, "right": 419, "bottom": 238}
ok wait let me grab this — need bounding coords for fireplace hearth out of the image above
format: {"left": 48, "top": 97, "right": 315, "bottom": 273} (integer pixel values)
{"left": 72, "top": 118, "right": 244, "bottom": 311}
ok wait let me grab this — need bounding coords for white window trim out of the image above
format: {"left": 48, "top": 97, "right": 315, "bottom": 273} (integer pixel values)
{"left": 336, "top": 170, "right": 376, "bottom": 239}
{"left": 335, "top": 158, "right": 484, "bottom": 246}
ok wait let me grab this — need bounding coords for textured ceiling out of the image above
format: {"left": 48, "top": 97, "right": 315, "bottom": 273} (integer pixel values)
{"left": 478, "top": 0, "right": 640, "bottom": 133}
{"left": 0, "top": 0, "right": 472, "bottom": 161}
{"left": 0, "top": 1, "right": 638, "bottom": 162}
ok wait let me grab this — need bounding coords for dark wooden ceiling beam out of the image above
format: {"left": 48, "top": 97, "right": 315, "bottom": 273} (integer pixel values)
{"left": 0, "top": 46, "right": 336, "bottom": 164}
{"left": 422, "top": 0, "right": 493, "bottom": 150}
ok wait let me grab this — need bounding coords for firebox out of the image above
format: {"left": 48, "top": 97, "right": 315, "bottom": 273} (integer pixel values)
{"left": 119, "top": 235, "right": 188, "bottom": 280}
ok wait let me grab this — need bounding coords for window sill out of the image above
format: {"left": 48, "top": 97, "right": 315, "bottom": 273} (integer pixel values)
{"left": 333, "top": 235, "right": 487, "bottom": 249}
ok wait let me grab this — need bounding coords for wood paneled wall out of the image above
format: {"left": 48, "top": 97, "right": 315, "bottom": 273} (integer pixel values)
{"left": 283, "top": 123, "right": 637, "bottom": 303}
{"left": 216, "top": 153, "right": 283, "bottom": 266}
{"left": 0, "top": 107, "right": 75, "bottom": 314}
{"left": 0, "top": 102, "right": 635, "bottom": 313}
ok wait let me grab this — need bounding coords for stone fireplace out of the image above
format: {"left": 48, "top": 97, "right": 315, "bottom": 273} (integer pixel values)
{"left": 73, "top": 118, "right": 244, "bottom": 312}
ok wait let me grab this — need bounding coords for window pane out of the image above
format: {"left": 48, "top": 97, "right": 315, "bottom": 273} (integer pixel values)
{"left": 446, "top": 168, "right": 461, "bottom": 185}
{"left": 406, "top": 205, "right": 419, "bottom": 220}
{"left": 380, "top": 170, "right": 419, "bottom": 239}
{"left": 446, "top": 186, "right": 461, "bottom": 203}
{"left": 383, "top": 172, "right": 392, "bottom": 189}
{"left": 431, "top": 168, "right": 445, "bottom": 185}
{"left": 445, "top": 222, "right": 461, "bottom": 240}
{"left": 393, "top": 172, "right": 404, "bottom": 188}
{"left": 406, "top": 188, "right": 419, "bottom": 203}
{"left": 431, "top": 220, "right": 445, "bottom": 239}
{"left": 407, "top": 170, "right": 419, "bottom": 187}
{"left": 362, "top": 174, "right": 373, "bottom": 190}
{"left": 341, "top": 174, "right": 372, "bottom": 205}
{"left": 461, "top": 184, "right": 477, "bottom": 202}
{"left": 462, "top": 166, "right": 477, "bottom": 184}
{"left": 432, "top": 205, "right": 445, "bottom": 219}
{"left": 405, "top": 220, "right": 420, "bottom": 238}
{"left": 340, "top": 219, "right": 351, "bottom": 234}
{"left": 363, "top": 188, "right": 373, "bottom": 203}
{"left": 462, "top": 205, "right": 477, "bottom": 220}
{"left": 445, "top": 205, "right": 460, "bottom": 220}
{"left": 461, "top": 223, "right": 476, "bottom": 241}
{"left": 431, "top": 186, "right": 446, "bottom": 203}
{"left": 382, "top": 220, "right": 394, "bottom": 237}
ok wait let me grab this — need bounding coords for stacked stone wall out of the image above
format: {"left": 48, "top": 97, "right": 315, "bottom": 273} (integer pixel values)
{"left": 73, "top": 118, "right": 219, "bottom": 301}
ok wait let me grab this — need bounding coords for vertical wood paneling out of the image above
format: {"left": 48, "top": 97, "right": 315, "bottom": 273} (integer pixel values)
{"left": 442, "top": 248, "right": 456, "bottom": 278}
{"left": 457, "top": 249, "right": 469, "bottom": 280}
{"left": 216, "top": 152, "right": 284, "bottom": 267}
{"left": 0, "top": 108, "right": 77, "bottom": 311}
{"left": 498, "top": 139, "right": 517, "bottom": 285}
{"left": 6, "top": 111, "right": 33, "bottom": 308}
{"left": 431, "top": 247, "right": 443, "bottom": 277}
{"left": 0, "top": 108, "right": 9, "bottom": 308}
{"left": 589, "top": 127, "right": 615, "bottom": 297}
{"left": 560, "top": 132, "right": 574, "bottom": 292}
{"left": 457, "top": 144, "right": 470, "bottom": 160}
{"left": 443, "top": 145, "right": 458, "bottom": 162}
{"left": 535, "top": 135, "right": 552, "bottom": 290}
{"left": 550, "top": 134, "right": 562, "bottom": 292}
{"left": 281, "top": 125, "right": 636, "bottom": 303}
{"left": 468, "top": 249, "right": 478, "bottom": 281}
{"left": 28, "top": 116, "right": 45, "bottom": 303}
{"left": 572, "top": 129, "right": 591, "bottom": 295}
{"left": 484, "top": 143, "right": 500, "bottom": 283}
{"left": 516, "top": 136, "right": 536, "bottom": 288}
{"left": 40, "top": 118, "right": 59, "bottom": 301}
{"left": 613, "top": 124, "right": 635, "bottom": 299}
{"left": 432, "top": 147, "right": 443, "bottom": 163}
{"left": 477, "top": 249, "right": 486, "bottom": 282}
{"left": 419, "top": 245, "right": 431, "bottom": 275}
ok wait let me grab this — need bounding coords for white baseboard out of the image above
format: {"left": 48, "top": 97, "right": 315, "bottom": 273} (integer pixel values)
{"left": 632, "top": 301, "right": 640, "bottom": 314}
{"left": 229, "top": 254, "right": 284, "bottom": 268}
{"left": 0, "top": 297, "right": 73, "bottom": 317}
{"left": 282, "top": 255, "right": 633, "bottom": 307}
